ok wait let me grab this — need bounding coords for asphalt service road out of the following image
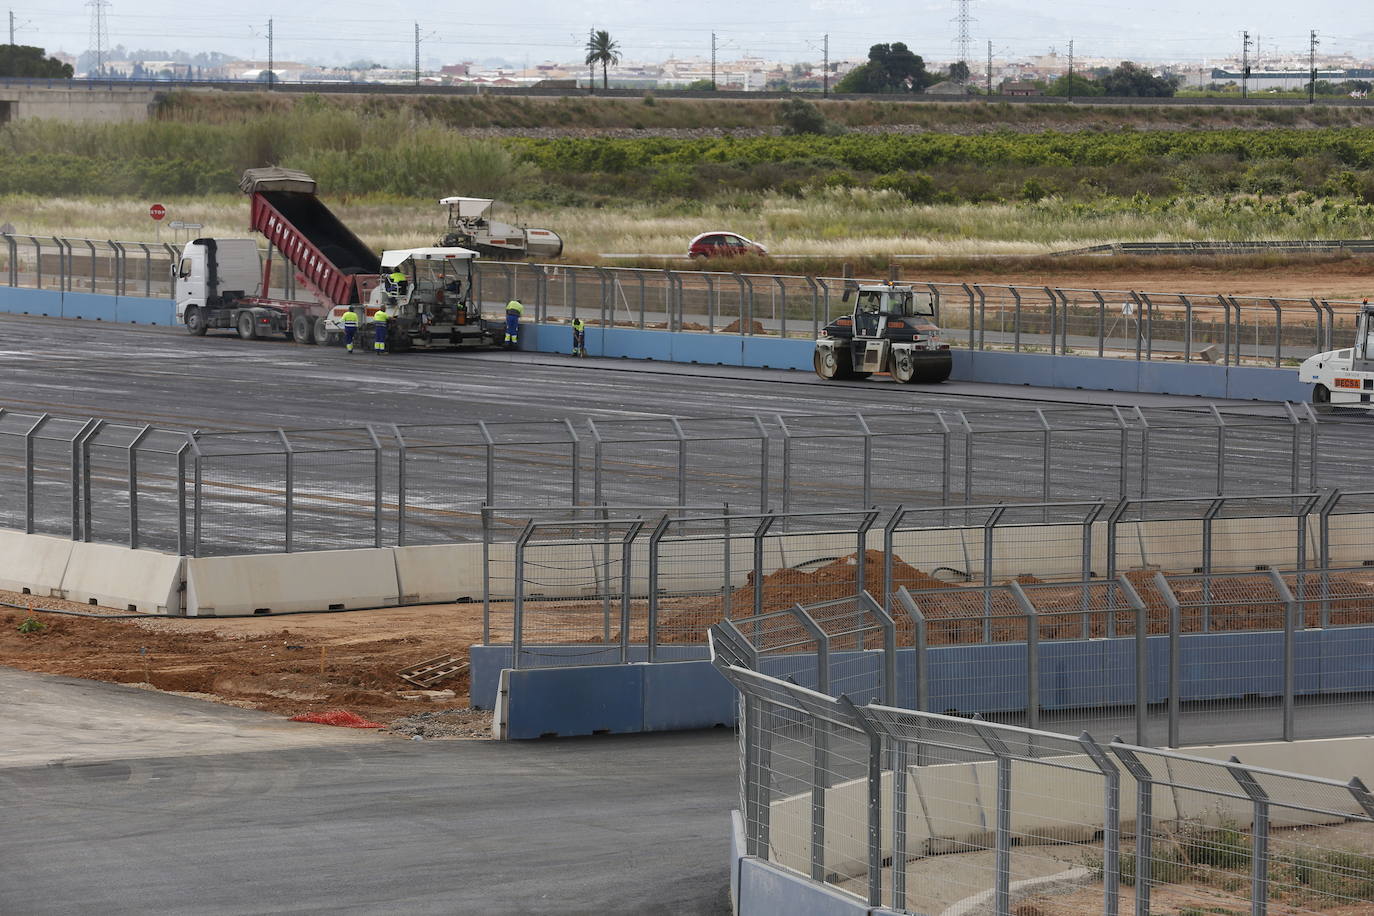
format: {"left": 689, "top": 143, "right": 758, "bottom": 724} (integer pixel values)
{"left": 0, "top": 668, "right": 737, "bottom": 916}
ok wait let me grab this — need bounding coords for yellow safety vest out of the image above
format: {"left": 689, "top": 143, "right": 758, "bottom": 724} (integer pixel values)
{"left": 373, "top": 310, "right": 389, "bottom": 322}
{"left": 506, "top": 300, "right": 524, "bottom": 315}
{"left": 341, "top": 310, "right": 358, "bottom": 327}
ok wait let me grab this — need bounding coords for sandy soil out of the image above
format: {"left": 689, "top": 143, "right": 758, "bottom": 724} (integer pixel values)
{"left": 0, "top": 591, "right": 491, "bottom": 732}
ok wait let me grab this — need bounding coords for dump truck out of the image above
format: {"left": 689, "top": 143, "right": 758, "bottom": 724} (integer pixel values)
{"left": 437, "top": 196, "right": 563, "bottom": 260}
{"left": 174, "top": 169, "right": 499, "bottom": 350}
{"left": 813, "top": 282, "right": 953, "bottom": 383}
{"left": 1299, "top": 299, "right": 1374, "bottom": 411}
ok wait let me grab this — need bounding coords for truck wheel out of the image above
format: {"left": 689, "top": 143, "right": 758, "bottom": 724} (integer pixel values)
{"left": 185, "top": 306, "right": 208, "bottom": 337}
{"left": 236, "top": 312, "right": 257, "bottom": 340}
{"left": 814, "top": 346, "right": 857, "bottom": 381}
{"left": 313, "top": 317, "right": 331, "bottom": 346}
{"left": 1312, "top": 384, "right": 1333, "bottom": 414}
{"left": 292, "top": 314, "right": 316, "bottom": 345}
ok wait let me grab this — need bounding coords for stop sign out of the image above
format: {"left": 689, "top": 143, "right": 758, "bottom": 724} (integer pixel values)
{"left": 149, "top": 203, "right": 166, "bottom": 221}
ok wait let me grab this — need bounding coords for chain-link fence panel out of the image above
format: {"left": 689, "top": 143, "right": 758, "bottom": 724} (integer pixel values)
{"left": 29, "top": 416, "right": 92, "bottom": 539}
{"left": 283, "top": 428, "right": 381, "bottom": 552}
{"left": 0, "top": 411, "right": 40, "bottom": 532}
{"left": 778, "top": 415, "right": 871, "bottom": 515}
{"left": 511, "top": 519, "right": 643, "bottom": 668}
{"left": 191, "top": 432, "right": 289, "bottom": 556}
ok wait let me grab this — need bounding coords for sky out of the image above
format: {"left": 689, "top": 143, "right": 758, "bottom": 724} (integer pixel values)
{"left": 12, "top": 0, "right": 1374, "bottom": 69}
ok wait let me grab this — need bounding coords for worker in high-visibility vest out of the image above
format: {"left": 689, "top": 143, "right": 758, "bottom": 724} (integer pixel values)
{"left": 504, "top": 299, "right": 524, "bottom": 348}
{"left": 372, "top": 307, "right": 390, "bottom": 354}
{"left": 387, "top": 269, "right": 408, "bottom": 305}
{"left": 572, "top": 317, "right": 586, "bottom": 357}
{"left": 340, "top": 307, "right": 359, "bottom": 353}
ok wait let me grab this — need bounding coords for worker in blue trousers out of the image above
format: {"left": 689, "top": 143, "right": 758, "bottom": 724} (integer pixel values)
{"left": 505, "top": 299, "right": 523, "bottom": 348}
{"left": 340, "top": 307, "right": 359, "bottom": 353}
{"left": 572, "top": 317, "right": 586, "bottom": 357}
{"left": 372, "top": 307, "right": 390, "bottom": 354}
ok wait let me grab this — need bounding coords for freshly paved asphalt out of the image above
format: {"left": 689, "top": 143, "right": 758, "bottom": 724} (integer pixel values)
{"left": 0, "top": 668, "right": 736, "bottom": 916}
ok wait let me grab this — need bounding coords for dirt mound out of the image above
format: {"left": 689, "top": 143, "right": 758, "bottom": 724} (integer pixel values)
{"left": 719, "top": 318, "right": 766, "bottom": 335}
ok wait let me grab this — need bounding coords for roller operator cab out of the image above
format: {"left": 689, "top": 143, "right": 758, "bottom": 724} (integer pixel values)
{"left": 814, "top": 283, "right": 953, "bottom": 383}
{"left": 1300, "top": 300, "right": 1374, "bottom": 412}
{"left": 320, "top": 247, "right": 501, "bottom": 351}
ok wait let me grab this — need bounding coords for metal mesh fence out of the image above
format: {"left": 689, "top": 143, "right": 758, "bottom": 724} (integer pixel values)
{"left": 718, "top": 648, "right": 1374, "bottom": 916}
{"left": 192, "top": 433, "right": 289, "bottom": 556}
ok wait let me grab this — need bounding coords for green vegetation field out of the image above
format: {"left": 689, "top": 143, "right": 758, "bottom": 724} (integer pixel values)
{"left": 4, "top": 92, "right": 1374, "bottom": 264}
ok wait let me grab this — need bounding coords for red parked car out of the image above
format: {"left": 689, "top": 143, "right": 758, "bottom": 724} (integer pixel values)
{"left": 686, "top": 231, "right": 768, "bottom": 259}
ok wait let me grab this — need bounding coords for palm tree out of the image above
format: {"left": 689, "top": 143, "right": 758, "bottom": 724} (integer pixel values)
{"left": 584, "top": 29, "right": 621, "bottom": 91}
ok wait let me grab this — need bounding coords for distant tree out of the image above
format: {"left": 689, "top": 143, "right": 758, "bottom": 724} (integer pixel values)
{"left": 684, "top": 78, "right": 715, "bottom": 91}
{"left": 947, "top": 60, "right": 970, "bottom": 83}
{"left": 1100, "top": 61, "right": 1179, "bottom": 97}
{"left": 1047, "top": 73, "right": 1105, "bottom": 97}
{"left": 777, "top": 97, "right": 828, "bottom": 134}
{"left": 585, "top": 29, "right": 621, "bottom": 91}
{"left": 0, "top": 45, "right": 73, "bottom": 79}
{"left": 835, "top": 43, "right": 934, "bottom": 93}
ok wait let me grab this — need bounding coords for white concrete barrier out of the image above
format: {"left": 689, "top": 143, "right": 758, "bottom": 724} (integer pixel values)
{"left": 393, "top": 543, "right": 485, "bottom": 605}
{"left": 0, "top": 529, "right": 74, "bottom": 598}
{"left": 60, "top": 541, "right": 184, "bottom": 615}
{"left": 185, "top": 548, "right": 400, "bottom": 616}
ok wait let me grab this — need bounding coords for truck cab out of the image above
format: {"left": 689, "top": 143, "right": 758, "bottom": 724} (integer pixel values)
{"left": 322, "top": 247, "right": 499, "bottom": 351}
{"left": 814, "top": 283, "right": 952, "bottom": 383}
{"left": 173, "top": 239, "right": 263, "bottom": 333}
{"left": 1299, "top": 301, "right": 1374, "bottom": 411}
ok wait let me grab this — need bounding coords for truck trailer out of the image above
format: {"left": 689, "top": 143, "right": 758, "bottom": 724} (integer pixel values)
{"left": 173, "top": 168, "right": 499, "bottom": 350}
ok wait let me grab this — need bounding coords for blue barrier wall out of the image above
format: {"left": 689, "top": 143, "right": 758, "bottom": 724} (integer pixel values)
{"left": 488, "top": 625, "right": 1374, "bottom": 739}
{"left": 519, "top": 322, "right": 1311, "bottom": 402}
{"left": 0, "top": 287, "right": 176, "bottom": 325}
{"left": 3, "top": 289, "right": 1309, "bottom": 399}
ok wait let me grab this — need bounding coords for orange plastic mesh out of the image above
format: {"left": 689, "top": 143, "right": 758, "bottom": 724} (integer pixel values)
{"left": 289, "top": 709, "right": 384, "bottom": 728}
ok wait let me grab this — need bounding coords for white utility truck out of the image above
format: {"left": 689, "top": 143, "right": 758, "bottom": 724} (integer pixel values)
{"left": 1299, "top": 300, "right": 1374, "bottom": 411}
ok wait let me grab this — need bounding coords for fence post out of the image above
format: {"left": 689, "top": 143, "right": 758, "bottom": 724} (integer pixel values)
{"left": 1078, "top": 734, "right": 1121, "bottom": 916}
{"left": 753, "top": 515, "right": 776, "bottom": 617}
{"left": 669, "top": 417, "right": 688, "bottom": 508}
{"left": 478, "top": 421, "right": 496, "bottom": 508}
{"left": 1225, "top": 759, "right": 1271, "bottom": 916}
{"left": 73, "top": 418, "right": 100, "bottom": 542}
{"left": 1317, "top": 489, "right": 1339, "bottom": 627}
{"left": 895, "top": 587, "right": 929, "bottom": 718}
{"left": 1154, "top": 571, "right": 1182, "bottom": 748}
{"left": 511, "top": 521, "right": 534, "bottom": 669}
{"left": 1202, "top": 497, "right": 1223, "bottom": 630}
{"left": 365, "top": 425, "right": 384, "bottom": 548}
{"left": 276, "top": 429, "right": 294, "bottom": 553}
{"left": 1008, "top": 580, "right": 1040, "bottom": 734}
{"left": 1179, "top": 293, "right": 1194, "bottom": 362}
{"left": 1269, "top": 569, "right": 1297, "bottom": 742}
{"left": 1092, "top": 289, "right": 1106, "bottom": 357}
{"left": 1043, "top": 285, "right": 1058, "bottom": 356}
{"left": 982, "top": 506, "right": 1006, "bottom": 642}
{"left": 1140, "top": 292, "right": 1156, "bottom": 360}
{"left": 1111, "top": 743, "right": 1155, "bottom": 916}
{"left": 1010, "top": 286, "right": 1022, "bottom": 352}
{"left": 175, "top": 440, "right": 189, "bottom": 556}
{"left": 618, "top": 521, "right": 643, "bottom": 665}
{"left": 391, "top": 425, "right": 408, "bottom": 547}
{"left": 126, "top": 425, "right": 151, "bottom": 549}
{"left": 855, "top": 509, "right": 879, "bottom": 600}
{"left": 840, "top": 697, "right": 884, "bottom": 908}
{"left": 970, "top": 719, "right": 1013, "bottom": 915}
{"left": 975, "top": 284, "right": 987, "bottom": 350}
{"left": 648, "top": 515, "right": 670, "bottom": 663}
{"left": 191, "top": 436, "right": 203, "bottom": 558}
{"left": 1117, "top": 573, "right": 1150, "bottom": 745}
{"left": 857, "top": 413, "right": 873, "bottom": 509}
{"left": 962, "top": 282, "right": 975, "bottom": 351}
{"left": 22, "top": 414, "right": 48, "bottom": 534}
{"left": 883, "top": 507, "right": 902, "bottom": 618}
{"left": 1035, "top": 408, "right": 1051, "bottom": 504}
